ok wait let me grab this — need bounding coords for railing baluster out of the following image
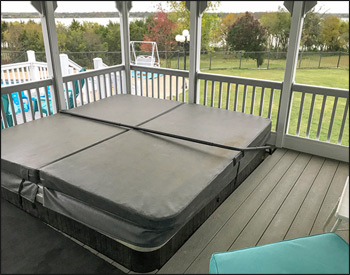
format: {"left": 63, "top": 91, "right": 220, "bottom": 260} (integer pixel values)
{"left": 296, "top": 92, "right": 305, "bottom": 136}
{"left": 140, "top": 71, "right": 144, "bottom": 97}
{"left": 316, "top": 95, "right": 327, "bottom": 140}
{"left": 8, "top": 93, "right": 18, "bottom": 125}
{"left": 18, "top": 91, "right": 26, "bottom": 123}
{"left": 169, "top": 75, "right": 172, "bottom": 100}
{"left": 27, "top": 88, "right": 35, "bottom": 121}
{"left": 327, "top": 97, "right": 338, "bottom": 142}
{"left": 203, "top": 79, "right": 208, "bottom": 106}
{"left": 97, "top": 74, "right": 102, "bottom": 100}
{"left": 242, "top": 84, "right": 247, "bottom": 113}
{"left": 16, "top": 68, "right": 21, "bottom": 83}
{"left": 306, "top": 93, "right": 316, "bottom": 138}
{"left": 268, "top": 88, "right": 275, "bottom": 119}
{"left": 91, "top": 76, "right": 97, "bottom": 102}
{"left": 63, "top": 82, "right": 69, "bottom": 109}
{"left": 84, "top": 78, "right": 90, "bottom": 104}
{"left": 176, "top": 75, "right": 179, "bottom": 101}
{"left": 108, "top": 73, "right": 113, "bottom": 97}
{"left": 103, "top": 74, "right": 108, "bottom": 98}
{"left": 26, "top": 67, "right": 31, "bottom": 80}
{"left": 234, "top": 84, "right": 239, "bottom": 111}
{"left": 226, "top": 82, "right": 231, "bottom": 110}
{"left": 338, "top": 97, "right": 349, "bottom": 144}
{"left": 111, "top": 72, "right": 116, "bottom": 96}
{"left": 259, "top": 87, "right": 265, "bottom": 116}
{"left": 211, "top": 80, "right": 215, "bottom": 107}
{"left": 163, "top": 74, "right": 166, "bottom": 99}
{"left": 250, "top": 86, "right": 256, "bottom": 115}
{"left": 79, "top": 79, "right": 84, "bottom": 105}
{"left": 158, "top": 72, "right": 161, "bottom": 99}
{"left": 20, "top": 67, "right": 26, "bottom": 82}
{"left": 146, "top": 73, "right": 150, "bottom": 97}
{"left": 34, "top": 87, "right": 43, "bottom": 118}
{"left": 11, "top": 69, "right": 16, "bottom": 85}
{"left": 182, "top": 76, "right": 185, "bottom": 103}
{"left": 71, "top": 81, "right": 78, "bottom": 108}
{"left": 218, "top": 81, "right": 223, "bottom": 108}
{"left": 152, "top": 73, "right": 155, "bottom": 98}
{"left": 134, "top": 71, "right": 138, "bottom": 96}
{"left": 118, "top": 71, "right": 123, "bottom": 95}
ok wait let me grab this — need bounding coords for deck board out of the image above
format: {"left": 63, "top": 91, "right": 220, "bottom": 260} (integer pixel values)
{"left": 228, "top": 153, "right": 312, "bottom": 251}
{"left": 257, "top": 155, "right": 325, "bottom": 246}
{"left": 184, "top": 150, "right": 299, "bottom": 274}
{"left": 284, "top": 158, "right": 339, "bottom": 240}
{"left": 157, "top": 148, "right": 288, "bottom": 274}
{"left": 158, "top": 149, "right": 348, "bottom": 274}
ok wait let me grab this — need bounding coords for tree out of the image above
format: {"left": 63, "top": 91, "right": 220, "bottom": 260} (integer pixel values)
{"left": 227, "top": 12, "right": 268, "bottom": 67}
{"left": 1, "top": 20, "right": 8, "bottom": 41}
{"left": 141, "top": 5, "right": 177, "bottom": 61}
{"left": 167, "top": 1, "right": 221, "bottom": 51}
{"left": 301, "top": 10, "right": 322, "bottom": 51}
{"left": 260, "top": 7, "right": 291, "bottom": 51}
{"left": 218, "top": 13, "right": 237, "bottom": 51}
{"left": 320, "top": 16, "right": 346, "bottom": 51}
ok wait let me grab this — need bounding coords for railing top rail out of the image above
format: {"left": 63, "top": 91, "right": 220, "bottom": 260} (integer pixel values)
{"left": 130, "top": 65, "right": 189, "bottom": 77}
{"left": 198, "top": 72, "right": 283, "bottom": 89}
{"left": 1, "top": 61, "right": 31, "bottom": 70}
{"left": 63, "top": 64, "right": 125, "bottom": 82}
{"left": 293, "top": 83, "right": 349, "bottom": 97}
{"left": 68, "top": 58, "right": 82, "bottom": 71}
{"left": 1, "top": 78, "right": 53, "bottom": 95}
{"left": 33, "top": 61, "right": 48, "bottom": 67}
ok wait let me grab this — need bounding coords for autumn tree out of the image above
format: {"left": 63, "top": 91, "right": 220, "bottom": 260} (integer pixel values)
{"left": 320, "top": 16, "right": 348, "bottom": 51}
{"left": 227, "top": 12, "right": 268, "bottom": 67}
{"left": 141, "top": 5, "right": 177, "bottom": 61}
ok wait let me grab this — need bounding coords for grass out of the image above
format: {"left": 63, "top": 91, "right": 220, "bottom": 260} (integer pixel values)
{"left": 174, "top": 68, "right": 349, "bottom": 146}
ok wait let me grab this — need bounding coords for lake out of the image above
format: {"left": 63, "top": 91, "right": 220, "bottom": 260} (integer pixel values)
{"left": 1, "top": 17, "right": 146, "bottom": 26}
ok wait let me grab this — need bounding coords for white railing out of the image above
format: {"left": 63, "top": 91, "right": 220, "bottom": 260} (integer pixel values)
{"left": 62, "top": 64, "right": 125, "bottom": 109}
{"left": 130, "top": 65, "right": 189, "bottom": 101}
{"left": 1, "top": 59, "right": 349, "bottom": 162}
{"left": 198, "top": 72, "right": 283, "bottom": 132}
{"left": 1, "top": 78, "right": 54, "bottom": 128}
{"left": 280, "top": 83, "right": 349, "bottom": 162}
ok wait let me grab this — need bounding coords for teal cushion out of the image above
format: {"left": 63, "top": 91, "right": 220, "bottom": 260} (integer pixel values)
{"left": 209, "top": 233, "right": 349, "bottom": 274}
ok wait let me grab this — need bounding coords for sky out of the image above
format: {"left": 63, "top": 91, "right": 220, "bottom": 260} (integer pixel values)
{"left": 1, "top": 1, "right": 349, "bottom": 14}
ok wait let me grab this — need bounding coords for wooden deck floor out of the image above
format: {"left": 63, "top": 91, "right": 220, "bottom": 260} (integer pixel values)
{"left": 152, "top": 148, "right": 349, "bottom": 274}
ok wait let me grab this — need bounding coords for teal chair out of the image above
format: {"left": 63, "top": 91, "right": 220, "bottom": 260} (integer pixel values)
{"left": 209, "top": 233, "right": 349, "bottom": 274}
{"left": 1, "top": 94, "right": 14, "bottom": 129}
{"left": 33, "top": 68, "right": 86, "bottom": 115}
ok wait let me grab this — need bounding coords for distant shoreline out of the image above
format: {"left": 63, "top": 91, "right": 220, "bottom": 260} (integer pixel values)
{"left": 1, "top": 11, "right": 349, "bottom": 19}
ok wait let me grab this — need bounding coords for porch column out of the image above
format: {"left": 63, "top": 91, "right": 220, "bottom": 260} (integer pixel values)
{"left": 186, "top": 1, "right": 207, "bottom": 104}
{"left": 275, "top": 1, "right": 307, "bottom": 147}
{"left": 31, "top": 1, "right": 66, "bottom": 112}
{"left": 116, "top": 1, "right": 132, "bottom": 94}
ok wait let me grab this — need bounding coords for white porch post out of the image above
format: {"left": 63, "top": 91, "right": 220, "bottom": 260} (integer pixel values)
{"left": 187, "top": 1, "right": 207, "bottom": 104}
{"left": 275, "top": 1, "right": 306, "bottom": 147}
{"left": 27, "top": 50, "right": 40, "bottom": 81}
{"left": 116, "top": 1, "right": 132, "bottom": 95}
{"left": 31, "top": 1, "right": 66, "bottom": 112}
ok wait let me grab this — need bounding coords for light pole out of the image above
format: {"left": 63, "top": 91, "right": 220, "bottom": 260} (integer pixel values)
{"left": 175, "top": 29, "right": 190, "bottom": 70}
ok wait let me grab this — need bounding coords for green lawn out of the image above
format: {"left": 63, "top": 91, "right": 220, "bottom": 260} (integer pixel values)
{"left": 173, "top": 68, "right": 349, "bottom": 146}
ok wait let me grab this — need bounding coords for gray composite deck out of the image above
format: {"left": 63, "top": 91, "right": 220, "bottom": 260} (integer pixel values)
{"left": 47, "top": 148, "right": 349, "bottom": 274}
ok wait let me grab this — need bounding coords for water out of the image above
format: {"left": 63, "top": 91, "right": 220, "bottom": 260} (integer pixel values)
{"left": 1, "top": 17, "right": 146, "bottom": 26}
